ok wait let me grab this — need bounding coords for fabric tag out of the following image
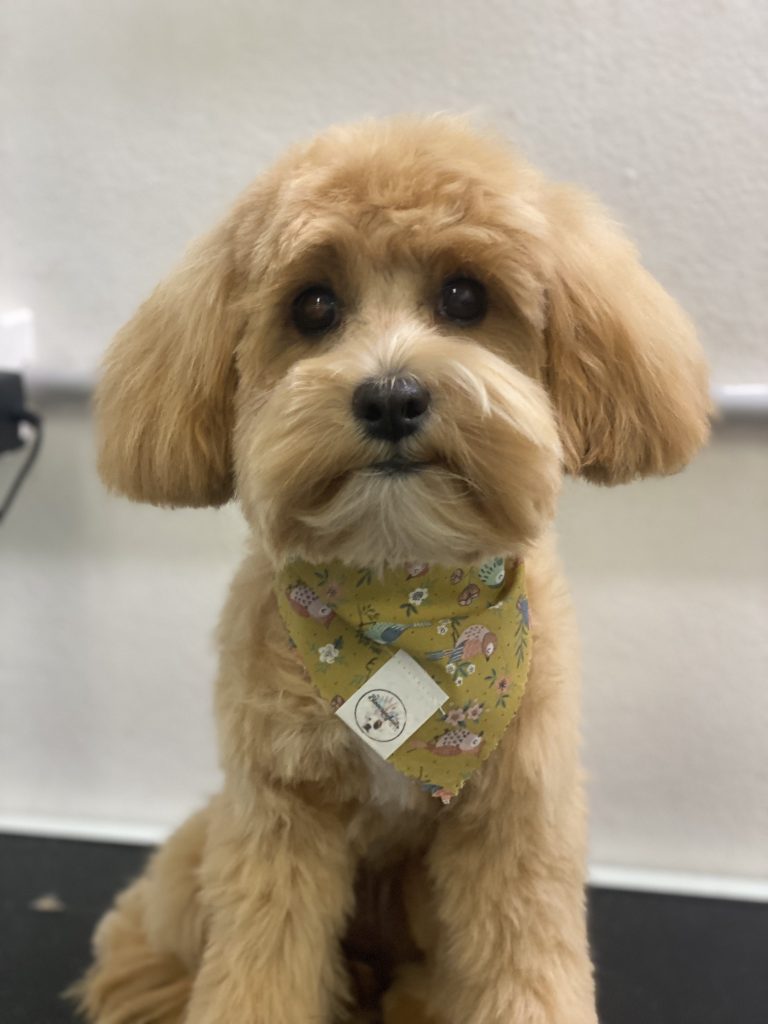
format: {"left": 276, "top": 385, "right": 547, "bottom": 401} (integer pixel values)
{"left": 335, "top": 649, "right": 448, "bottom": 758}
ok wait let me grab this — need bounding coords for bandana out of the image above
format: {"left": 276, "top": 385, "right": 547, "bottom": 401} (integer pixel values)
{"left": 275, "top": 556, "right": 530, "bottom": 804}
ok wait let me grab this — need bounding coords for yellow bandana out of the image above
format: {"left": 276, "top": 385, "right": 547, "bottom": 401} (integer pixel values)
{"left": 275, "top": 556, "right": 530, "bottom": 804}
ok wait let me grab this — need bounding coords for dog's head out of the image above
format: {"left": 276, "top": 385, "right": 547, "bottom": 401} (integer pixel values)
{"left": 97, "top": 117, "right": 710, "bottom": 567}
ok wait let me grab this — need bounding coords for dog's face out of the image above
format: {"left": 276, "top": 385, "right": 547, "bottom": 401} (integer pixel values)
{"left": 96, "top": 117, "right": 710, "bottom": 568}
{"left": 233, "top": 141, "right": 564, "bottom": 567}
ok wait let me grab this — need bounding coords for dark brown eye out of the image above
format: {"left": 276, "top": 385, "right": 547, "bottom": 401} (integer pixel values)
{"left": 291, "top": 286, "right": 340, "bottom": 336}
{"left": 437, "top": 277, "right": 487, "bottom": 325}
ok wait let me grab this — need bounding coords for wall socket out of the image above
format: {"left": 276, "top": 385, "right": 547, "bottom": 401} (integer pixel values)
{"left": 0, "top": 372, "right": 27, "bottom": 453}
{"left": 0, "top": 321, "right": 43, "bottom": 519}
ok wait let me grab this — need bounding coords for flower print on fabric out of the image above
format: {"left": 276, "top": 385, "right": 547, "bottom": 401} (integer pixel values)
{"left": 440, "top": 699, "right": 484, "bottom": 727}
{"left": 318, "top": 640, "right": 342, "bottom": 664}
{"left": 514, "top": 593, "right": 530, "bottom": 666}
{"left": 485, "top": 667, "right": 513, "bottom": 708}
{"left": 399, "top": 586, "right": 429, "bottom": 616}
{"left": 421, "top": 782, "right": 457, "bottom": 804}
{"left": 465, "top": 699, "right": 484, "bottom": 721}
{"left": 310, "top": 567, "right": 345, "bottom": 604}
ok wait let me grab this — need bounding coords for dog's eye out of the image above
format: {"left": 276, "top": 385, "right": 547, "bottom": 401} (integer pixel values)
{"left": 292, "top": 286, "right": 341, "bottom": 336}
{"left": 437, "top": 277, "right": 487, "bottom": 325}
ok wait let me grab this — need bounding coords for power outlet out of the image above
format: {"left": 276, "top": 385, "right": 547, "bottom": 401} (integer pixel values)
{"left": 0, "top": 372, "right": 26, "bottom": 453}
{"left": 0, "top": 368, "right": 42, "bottom": 521}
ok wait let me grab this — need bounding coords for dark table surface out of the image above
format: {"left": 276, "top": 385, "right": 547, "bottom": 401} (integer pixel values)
{"left": 1, "top": 834, "right": 766, "bottom": 1023}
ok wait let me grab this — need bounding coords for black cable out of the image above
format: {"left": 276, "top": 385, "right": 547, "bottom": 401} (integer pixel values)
{"left": 0, "top": 403, "right": 43, "bottom": 524}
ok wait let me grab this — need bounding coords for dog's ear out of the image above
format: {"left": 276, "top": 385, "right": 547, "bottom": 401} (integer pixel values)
{"left": 544, "top": 187, "right": 711, "bottom": 484}
{"left": 96, "top": 215, "right": 244, "bottom": 507}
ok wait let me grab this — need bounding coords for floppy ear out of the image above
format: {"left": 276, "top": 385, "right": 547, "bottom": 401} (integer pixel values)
{"left": 544, "top": 186, "right": 711, "bottom": 484}
{"left": 96, "top": 216, "right": 244, "bottom": 507}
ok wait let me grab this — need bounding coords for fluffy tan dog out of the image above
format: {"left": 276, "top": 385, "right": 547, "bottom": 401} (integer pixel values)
{"left": 75, "top": 116, "right": 710, "bottom": 1024}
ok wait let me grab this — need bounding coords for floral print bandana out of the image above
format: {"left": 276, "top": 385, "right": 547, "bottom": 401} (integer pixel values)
{"left": 275, "top": 556, "right": 530, "bottom": 804}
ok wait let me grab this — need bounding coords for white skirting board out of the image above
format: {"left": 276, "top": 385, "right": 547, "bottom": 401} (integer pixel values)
{"left": 587, "top": 864, "right": 768, "bottom": 903}
{"left": 2, "top": 813, "right": 767, "bottom": 903}
{"left": 0, "top": 813, "right": 168, "bottom": 848}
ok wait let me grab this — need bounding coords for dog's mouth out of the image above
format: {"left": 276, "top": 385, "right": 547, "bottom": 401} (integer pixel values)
{"left": 365, "top": 457, "right": 432, "bottom": 476}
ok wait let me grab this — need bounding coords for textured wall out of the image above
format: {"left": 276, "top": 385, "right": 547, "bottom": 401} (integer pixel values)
{"left": 3, "top": 0, "right": 767, "bottom": 381}
{"left": 2, "top": 2, "right": 767, "bottom": 879}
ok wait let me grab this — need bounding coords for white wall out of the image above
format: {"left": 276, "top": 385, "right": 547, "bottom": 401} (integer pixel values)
{"left": 2, "top": 403, "right": 766, "bottom": 883}
{"left": 562, "top": 421, "right": 768, "bottom": 881}
{"left": 1, "top": 400, "right": 239, "bottom": 835}
{"left": 2, "top": 1, "right": 767, "bottom": 883}
{"left": 3, "top": 0, "right": 767, "bottom": 383}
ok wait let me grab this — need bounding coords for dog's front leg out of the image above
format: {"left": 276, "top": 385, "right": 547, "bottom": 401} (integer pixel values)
{"left": 184, "top": 789, "right": 355, "bottom": 1024}
{"left": 422, "top": 707, "right": 598, "bottom": 1024}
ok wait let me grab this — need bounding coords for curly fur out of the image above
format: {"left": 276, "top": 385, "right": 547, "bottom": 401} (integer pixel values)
{"left": 77, "top": 115, "right": 710, "bottom": 1023}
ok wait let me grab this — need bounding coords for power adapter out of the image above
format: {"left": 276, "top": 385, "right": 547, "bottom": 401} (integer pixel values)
{"left": 0, "top": 371, "right": 42, "bottom": 521}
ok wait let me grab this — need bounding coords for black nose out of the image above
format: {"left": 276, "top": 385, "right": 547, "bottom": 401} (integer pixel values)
{"left": 352, "top": 376, "right": 431, "bottom": 443}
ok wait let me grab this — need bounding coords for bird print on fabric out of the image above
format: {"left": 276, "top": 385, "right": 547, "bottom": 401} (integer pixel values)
{"left": 286, "top": 582, "right": 336, "bottom": 626}
{"left": 477, "top": 557, "right": 506, "bottom": 587}
{"left": 361, "top": 620, "right": 433, "bottom": 645}
{"left": 427, "top": 623, "right": 498, "bottom": 663}
{"left": 458, "top": 583, "right": 480, "bottom": 606}
{"left": 405, "top": 562, "right": 430, "bottom": 579}
{"left": 408, "top": 726, "right": 485, "bottom": 757}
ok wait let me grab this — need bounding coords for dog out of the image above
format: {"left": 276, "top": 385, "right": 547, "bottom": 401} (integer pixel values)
{"left": 74, "top": 115, "right": 710, "bottom": 1024}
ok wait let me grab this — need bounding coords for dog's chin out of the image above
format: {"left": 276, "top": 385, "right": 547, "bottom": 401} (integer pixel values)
{"left": 260, "top": 460, "right": 545, "bottom": 570}
{"left": 364, "top": 456, "right": 434, "bottom": 477}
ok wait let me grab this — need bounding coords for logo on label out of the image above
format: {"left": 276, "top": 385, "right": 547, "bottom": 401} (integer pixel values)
{"left": 354, "top": 689, "right": 406, "bottom": 741}
{"left": 335, "top": 650, "right": 448, "bottom": 759}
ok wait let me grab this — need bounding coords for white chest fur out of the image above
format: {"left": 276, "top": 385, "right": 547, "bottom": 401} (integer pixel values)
{"left": 358, "top": 740, "right": 425, "bottom": 815}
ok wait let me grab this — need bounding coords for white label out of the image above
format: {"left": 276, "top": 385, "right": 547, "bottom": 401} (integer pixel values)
{"left": 335, "top": 649, "right": 448, "bottom": 759}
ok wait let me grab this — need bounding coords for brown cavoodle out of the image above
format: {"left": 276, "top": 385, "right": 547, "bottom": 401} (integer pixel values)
{"left": 74, "top": 116, "right": 709, "bottom": 1023}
